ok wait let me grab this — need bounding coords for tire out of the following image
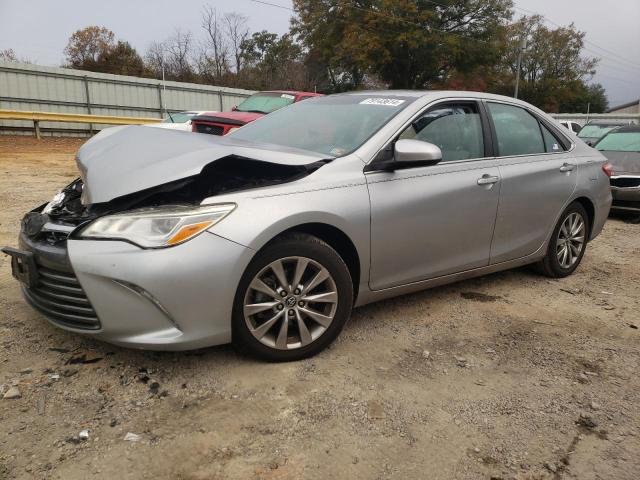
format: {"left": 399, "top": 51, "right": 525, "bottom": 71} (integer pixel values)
{"left": 232, "top": 233, "right": 353, "bottom": 361}
{"left": 537, "top": 202, "right": 590, "bottom": 278}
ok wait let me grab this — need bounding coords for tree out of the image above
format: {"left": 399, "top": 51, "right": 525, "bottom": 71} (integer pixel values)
{"left": 224, "top": 12, "right": 249, "bottom": 74}
{"left": 144, "top": 31, "right": 195, "bottom": 82}
{"left": 0, "top": 49, "right": 18, "bottom": 62}
{"left": 239, "top": 31, "right": 309, "bottom": 90}
{"left": 491, "top": 15, "right": 600, "bottom": 112}
{"left": 583, "top": 83, "right": 608, "bottom": 113}
{"left": 164, "top": 30, "right": 195, "bottom": 81}
{"left": 97, "top": 41, "right": 144, "bottom": 76}
{"left": 241, "top": 30, "right": 278, "bottom": 67}
{"left": 64, "top": 26, "right": 115, "bottom": 69}
{"left": 144, "top": 41, "right": 166, "bottom": 78}
{"left": 200, "top": 5, "right": 229, "bottom": 80}
{"left": 292, "top": 0, "right": 513, "bottom": 91}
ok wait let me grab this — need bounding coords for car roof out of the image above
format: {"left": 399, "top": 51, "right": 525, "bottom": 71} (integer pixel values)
{"left": 260, "top": 90, "right": 322, "bottom": 96}
{"left": 335, "top": 89, "right": 549, "bottom": 105}
{"left": 608, "top": 124, "right": 640, "bottom": 133}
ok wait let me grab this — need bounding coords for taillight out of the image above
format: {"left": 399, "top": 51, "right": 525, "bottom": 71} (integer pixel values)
{"left": 602, "top": 162, "right": 614, "bottom": 178}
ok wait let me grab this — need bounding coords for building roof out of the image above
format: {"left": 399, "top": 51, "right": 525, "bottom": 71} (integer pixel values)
{"left": 607, "top": 99, "right": 640, "bottom": 113}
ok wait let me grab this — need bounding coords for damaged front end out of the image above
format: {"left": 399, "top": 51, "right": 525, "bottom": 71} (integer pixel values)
{"left": 3, "top": 125, "right": 332, "bottom": 335}
{"left": 24, "top": 126, "right": 332, "bottom": 245}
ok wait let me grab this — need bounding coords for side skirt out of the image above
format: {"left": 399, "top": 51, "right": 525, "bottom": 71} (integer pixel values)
{"left": 354, "top": 244, "right": 546, "bottom": 307}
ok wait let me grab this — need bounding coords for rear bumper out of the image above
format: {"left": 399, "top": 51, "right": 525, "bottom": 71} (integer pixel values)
{"left": 12, "top": 229, "right": 255, "bottom": 351}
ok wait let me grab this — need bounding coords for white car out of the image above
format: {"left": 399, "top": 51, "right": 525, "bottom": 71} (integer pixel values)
{"left": 151, "top": 111, "right": 211, "bottom": 131}
{"left": 559, "top": 120, "right": 582, "bottom": 135}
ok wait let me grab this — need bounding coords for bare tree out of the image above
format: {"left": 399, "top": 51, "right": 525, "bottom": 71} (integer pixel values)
{"left": 164, "top": 29, "right": 195, "bottom": 81}
{"left": 201, "top": 5, "right": 229, "bottom": 78}
{"left": 144, "top": 31, "right": 195, "bottom": 82}
{"left": 144, "top": 40, "right": 165, "bottom": 78}
{"left": 0, "top": 48, "right": 18, "bottom": 62}
{"left": 223, "top": 12, "right": 249, "bottom": 73}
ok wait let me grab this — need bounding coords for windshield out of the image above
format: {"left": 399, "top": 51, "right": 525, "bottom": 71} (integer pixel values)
{"left": 236, "top": 92, "right": 296, "bottom": 114}
{"left": 229, "top": 95, "right": 414, "bottom": 156}
{"left": 596, "top": 132, "right": 640, "bottom": 152}
{"left": 578, "top": 124, "right": 619, "bottom": 139}
{"left": 162, "top": 112, "right": 197, "bottom": 123}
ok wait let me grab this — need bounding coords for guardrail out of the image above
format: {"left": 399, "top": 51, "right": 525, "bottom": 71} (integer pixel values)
{"left": 0, "top": 109, "right": 161, "bottom": 139}
{"left": 0, "top": 62, "right": 254, "bottom": 137}
{"left": 550, "top": 113, "right": 640, "bottom": 125}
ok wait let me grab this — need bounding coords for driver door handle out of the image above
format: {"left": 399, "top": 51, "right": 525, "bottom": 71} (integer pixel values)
{"left": 477, "top": 174, "right": 500, "bottom": 185}
{"left": 559, "top": 163, "right": 575, "bottom": 172}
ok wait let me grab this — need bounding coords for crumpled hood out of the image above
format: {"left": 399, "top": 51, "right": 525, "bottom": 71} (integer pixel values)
{"left": 77, "top": 125, "right": 329, "bottom": 204}
{"left": 600, "top": 150, "right": 640, "bottom": 175}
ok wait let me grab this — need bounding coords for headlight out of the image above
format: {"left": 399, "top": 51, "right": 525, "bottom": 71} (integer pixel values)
{"left": 79, "top": 203, "right": 235, "bottom": 248}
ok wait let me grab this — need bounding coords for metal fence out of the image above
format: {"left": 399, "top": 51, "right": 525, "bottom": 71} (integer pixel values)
{"left": 0, "top": 61, "right": 254, "bottom": 136}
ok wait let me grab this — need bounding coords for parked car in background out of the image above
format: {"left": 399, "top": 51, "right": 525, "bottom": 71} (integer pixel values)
{"left": 151, "top": 111, "right": 210, "bottom": 131}
{"left": 595, "top": 124, "right": 640, "bottom": 214}
{"left": 577, "top": 121, "right": 628, "bottom": 146}
{"left": 2, "top": 91, "right": 612, "bottom": 361}
{"left": 191, "top": 90, "right": 322, "bottom": 136}
{"left": 559, "top": 120, "right": 581, "bottom": 135}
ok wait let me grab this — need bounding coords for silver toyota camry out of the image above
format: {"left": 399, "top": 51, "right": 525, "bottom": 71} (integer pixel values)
{"left": 3, "top": 91, "right": 612, "bottom": 361}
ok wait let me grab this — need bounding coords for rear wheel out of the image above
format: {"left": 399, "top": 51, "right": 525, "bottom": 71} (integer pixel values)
{"left": 537, "top": 202, "right": 590, "bottom": 278}
{"left": 232, "top": 233, "right": 353, "bottom": 361}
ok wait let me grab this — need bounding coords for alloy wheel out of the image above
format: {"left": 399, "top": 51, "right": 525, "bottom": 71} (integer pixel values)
{"left": 556, "top": 212, "right": 585, "bottom": 269}
{"left": 243, "top": 256, "right": 339, "bottom": 350}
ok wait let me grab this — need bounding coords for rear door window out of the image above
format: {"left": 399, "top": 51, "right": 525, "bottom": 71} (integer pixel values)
{"left": 487, "top": 102, "right": 546, "bottom": 156}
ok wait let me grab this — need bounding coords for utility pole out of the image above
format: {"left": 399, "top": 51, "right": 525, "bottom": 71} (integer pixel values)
{"left": 162, "top": 61, "right": 167, "bottom": 116}
{"left": 514, "top": 37, "right": 527, "bottom": 99}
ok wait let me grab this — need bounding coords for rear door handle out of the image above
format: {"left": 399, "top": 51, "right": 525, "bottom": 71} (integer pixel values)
{"left": 477, "top": 174, "right": 500, "bottom": 185}
{"left": 559, "top": 163, "right": 575, "bottom": 172}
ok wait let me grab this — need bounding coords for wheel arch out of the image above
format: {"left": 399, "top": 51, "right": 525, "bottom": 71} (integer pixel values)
{"left": 260, "top": 222, "right": 361, "bottom": 303}
{"left": 572, "top": 196, "right": 595, "bottom": 239}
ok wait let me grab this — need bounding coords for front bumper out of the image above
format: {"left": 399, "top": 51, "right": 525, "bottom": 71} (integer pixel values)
{"left": 610, "top": 176, "right": 640, "bottom": 212}
{"left": 12, "top": 230, "right": 254, "bottom": 350}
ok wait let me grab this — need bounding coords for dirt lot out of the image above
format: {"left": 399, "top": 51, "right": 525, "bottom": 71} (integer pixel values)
{"left": 0, "top": 135, "right": 639, "bottom": 480}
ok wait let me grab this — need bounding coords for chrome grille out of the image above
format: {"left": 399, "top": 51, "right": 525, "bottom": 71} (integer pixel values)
{"left": 611, "top": 177, "right": 640, "bottom": 188}
{"left": 23, "top": 265, "right": 100, "bottom": 330}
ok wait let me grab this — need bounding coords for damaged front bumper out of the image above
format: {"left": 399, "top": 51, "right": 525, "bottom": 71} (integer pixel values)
{"left": 5, "top": 220, "right": 255, "bottom": 351}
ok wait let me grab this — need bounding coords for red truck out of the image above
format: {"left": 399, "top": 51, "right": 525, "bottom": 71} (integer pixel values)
{"left": 191, "top": 90, "right": 322, "bottom": 136}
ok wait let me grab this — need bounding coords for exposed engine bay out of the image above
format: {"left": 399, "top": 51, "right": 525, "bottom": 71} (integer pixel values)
{"left": 29, "top": 154, "right": 329, "bottom": 244}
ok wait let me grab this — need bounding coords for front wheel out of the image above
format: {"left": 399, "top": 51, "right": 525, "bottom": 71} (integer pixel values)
{"left": 232, "top": 233, "right": 353, "bottom": 361}
{"left": 537, "top": 202, "right": 590, "bottom": 278}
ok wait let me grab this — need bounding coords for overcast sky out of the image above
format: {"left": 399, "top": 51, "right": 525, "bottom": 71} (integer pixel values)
{"left": 1, "top": 0, "right": 638, "bottom": 107}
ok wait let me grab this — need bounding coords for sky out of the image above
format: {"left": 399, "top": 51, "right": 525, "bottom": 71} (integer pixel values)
{"left": 0, "top": 0, "right": 638, "bottom": 108}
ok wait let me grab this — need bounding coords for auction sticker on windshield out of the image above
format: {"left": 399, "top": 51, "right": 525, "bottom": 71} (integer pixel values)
{"left": 360, "top": 98, "right": 406, "bottom": 106}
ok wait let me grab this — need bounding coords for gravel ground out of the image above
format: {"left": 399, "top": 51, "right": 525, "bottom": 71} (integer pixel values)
{"left": 0, "top": 135, "right": 639, "bottom": 480}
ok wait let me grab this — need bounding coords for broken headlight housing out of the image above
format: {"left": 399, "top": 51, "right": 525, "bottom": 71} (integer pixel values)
{"left": 78, "top": 203, "right": 236, "bottom": 248}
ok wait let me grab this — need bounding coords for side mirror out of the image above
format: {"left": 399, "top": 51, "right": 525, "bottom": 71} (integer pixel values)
{"left": 394, "top": 139, "right": 442, "bottom": 165}
{"left": 231, "top": 106, "right": 238, "bottom": 111}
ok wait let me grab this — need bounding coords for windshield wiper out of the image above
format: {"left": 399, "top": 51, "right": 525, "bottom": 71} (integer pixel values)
{"left": 239, "top": 109, "right": 268, "bottom": 114}
{"left": 167, "top": 111, "right": 175, "bottom": 123}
